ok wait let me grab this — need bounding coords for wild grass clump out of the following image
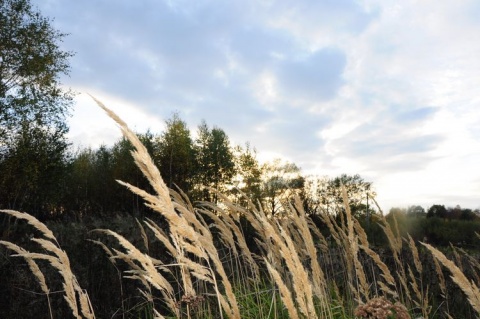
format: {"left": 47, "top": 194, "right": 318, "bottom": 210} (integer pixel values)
{"left": 0, "top": 210, "right": 95, "bottom": 319}
{"left": 2, "top": 99, "right": 480, "bottom": 318}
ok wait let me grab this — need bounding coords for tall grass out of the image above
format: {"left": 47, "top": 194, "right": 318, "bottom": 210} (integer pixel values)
{"left": 2, "top": 99, "right": 480, "bottom": 318}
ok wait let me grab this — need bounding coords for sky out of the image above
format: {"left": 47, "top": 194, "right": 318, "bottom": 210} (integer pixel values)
{"left": 31, "top": 0, "right": 480, "bottom": 211}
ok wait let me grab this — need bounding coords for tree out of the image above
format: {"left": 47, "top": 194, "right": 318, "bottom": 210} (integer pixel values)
{"left": 0, "top": 120, "right": 69, "bottom": 217}
{"left": 111, "top": 133, "right": 155, "bottom": 214}
{"left": 0, "top": 0, "right": 74, "bottom": 142}
{"left": 426, "top": 204, "right": 447, "bottom": 219}
{"left": 260, "top": 158, "right": 304, "bottom": 218}
{"left": 0, "top": 0, "right": 73, "bottom": 217}
{"left": 231, "top": 143, "right": 262, "bottom": 207}
{"left": 460, "top": 208, "right": 477, "bottom": 221}
{"left": 154, "top": 113, "right": 195, "bottom": 193}
{"left": 194, "top": 121, "right": 235, "bottom": 202}
{"left": 64, "top": 147, "right": 96, "bottom": 214}
{"left": 407, "top": 205, "right": 426, "bottom": 218}
{"left": 309, "top": 174, "right": 375, "bottom": 218}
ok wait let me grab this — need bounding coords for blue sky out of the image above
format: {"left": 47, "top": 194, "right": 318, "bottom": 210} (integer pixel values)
{"left": 32, "top": 0, "right": 480, "bottom": 211}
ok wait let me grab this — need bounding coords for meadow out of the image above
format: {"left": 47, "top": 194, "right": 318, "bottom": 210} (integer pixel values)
{"left": 1, "top": 100, "right": 480, "bottom": 319}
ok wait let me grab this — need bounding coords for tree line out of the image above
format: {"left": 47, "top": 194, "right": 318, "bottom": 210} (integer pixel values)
{"left": 1, "top": 0, "right": 479, "bottom": 249}
{"left": 0, "top": 104, "right": 375, "bottom": 221}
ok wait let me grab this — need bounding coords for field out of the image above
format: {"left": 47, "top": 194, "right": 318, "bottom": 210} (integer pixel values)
{"left": 1, "top": 101, "right": 480, "bottom": 319}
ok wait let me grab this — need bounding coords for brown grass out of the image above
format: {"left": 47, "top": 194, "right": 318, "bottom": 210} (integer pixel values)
{"left": 0, "top": 209, "right": 95, "bottom": 319}
{"left": 3, "top": 97, "right": 480, "bottom": 319}
{"left": 421, "top": 242, "right": 480, "bottom": 314}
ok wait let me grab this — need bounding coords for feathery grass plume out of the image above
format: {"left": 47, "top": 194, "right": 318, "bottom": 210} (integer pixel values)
{"left": 143, "top": 218, "right": 177, "bottom": 256}
{"left": 214, "top": 189, "right": 278, "bottom": 274}
{"left": 288, "top": 196, "right": 331, "bottom": 316}
{"left": 199, "top": 195, "right": 260, "bottom": 280}
{"left": 90, "top": 96, "right": 171, "bottom": 205}
{"left": 391, "top": 213, "right": 403, "bottom": 251}
{"left": 378, "top": 214, "right": 410, "bottom": 304}
{"left": 0, "top": 210, "right": 95, "bottom": 319}
{"left": 406, "top": 234, "right": 422, "bottom": 274}
{"left": 377, "top": 281, "right": 399, "bottom": 299}
{"left": 459, "top": 247, "right": 480, "bottom": 286}
{"left": 397, "top": 269, "right": 412, "bottom": 303}
{"left": 94, "top": 229, "right": 177, "bottom": 313}
{"left": 278, "top": 223, "right": 316, "bottom": 317}
{"left": 405, "top": 235, "right": 430, "bottom": 318}
{"left": 0, "top": 241, "right": 50, "bottom": 295}
{"left": 219, "top": 207, "right": 259, "bottom": 278}
{"left": 341, "top": 185, "right": 369, "bottom": 301}
{"left": 378, "top": 220, "right": 401, "bottom": 263}
{"left": 1, "top": 210, "right": 56, "bottom": 242}
{"left": 422, "top": 242, "right": 480, "bottom": 314}
{"left": 0, "top": 240, "right": 54, "bottom": 318}
{"left": 354, "top": 218, "right": 369, "bottom": 248}
{"left": 407, "top": 265, "right": 421, "bottom": 307}
{"left": 355, "top": 218, "right": 397, "bottom": 298}
{"left": 135, "top": 218, "right": 149, "bottom": 251}
{"left": 359, "top": 244, "right": 396, "bottom": 288}
{"left": 450, "top": 244, "right": 464, "bottom": 272}
{"left": 197, "top": 206, "right": 238, "bottom": 256}
{"left": 317, "top": 209, "right": 342, "bottom": 246}
{"left": 264, "top": 259, "right": 300, "bottom": 319}
{"left": 432, "top": 253, "right": 447, "bottom": 297}
{"left": 340, "top": 185, "right": 355, "bottom": 253}
{"left": 307, "top": 217, "right": 329, "bottom": 254}
{"left": 94, "top": 98, "right": 240, "bottom": 318}
{"left": 256, "top": 206, "right": 317, "bottom": 318}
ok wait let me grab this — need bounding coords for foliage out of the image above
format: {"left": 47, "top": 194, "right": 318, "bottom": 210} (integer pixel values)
{"left": 260, "top": 158, "right": 304, "bottom": 217}
{"left": 231, "top": 143, "right": 262, "bottom": 207}
{"left": 426, "top": 204, "right": 448, "bottom": 219}
{"left": 305, "top": 174, "right": 376, "bottom": 220}
{"left": 0, "top": 0, "right": 74, "bottom": 141}
{"left": 194, "top": 121, "right": 235, "bottom": 202}
{"left": 0, "top": 0, "right": 73, "bottom": 217}
{"left": 385, "top": 207, "right": 480, "bottom": 248}
{"left": 0, "top": 120, "right": 69, "bottom": 216}
{"left": 154, "top": 113, "right": 195, "bottom": 193}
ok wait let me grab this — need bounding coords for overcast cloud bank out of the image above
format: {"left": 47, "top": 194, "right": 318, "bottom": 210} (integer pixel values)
{"left": 34, "top": 0, "right": 480, "bottom": 210}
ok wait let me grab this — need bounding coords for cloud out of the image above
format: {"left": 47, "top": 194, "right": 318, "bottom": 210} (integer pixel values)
{"left": 32, "top": 0, "right": 480, "bottom": 209}
{"left": 276, "top": 49, "right": 347, "bottom": 101}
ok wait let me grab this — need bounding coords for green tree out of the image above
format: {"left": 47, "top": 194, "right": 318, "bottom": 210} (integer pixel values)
{"left": 154, "top": 113, "right": 195, "bottom": 193}
{"left": 111, "top": 134, "right": 155, "bottom": 214}
{"left": 0, "top": 121, "right": 69, "bottom": 217}
{"left": 0, "top": 0, "right": 73, "bottom": 217}
{"left": 260, "top": 159, "right": 304, "bottom": 218}
{"left": 0, "top": 0, "right": 74, "bottom": 142}
{"left": 460, "top": 208, "right": 477, "bottom": 221}
{"left": 90, "top": 145, "right": 115, "bottom": 212}
{"left": 309, "top": 174, "right": 375, "bottom": 218}
{"left": 406, "top": 205, "right": 426, "bottom": 218}
{"left": 426, "top": 204, "right": 447, "bottom": 218}
{"left": 194, "top": 121, "right": 235, "bottom": 202}
{"left": 64, "top": 147, "right": 96, "bottom": 214}
{"left": 231, "top": 143, "right": 262, "bottom": 207}
{"left": 64, "top": 133, "right": 156, "bottom": 215}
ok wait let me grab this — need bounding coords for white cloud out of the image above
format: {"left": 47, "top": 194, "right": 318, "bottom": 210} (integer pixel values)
{"left": 67, "top": 90, "right": 165, "bottom": 149}
{"left": 31, "top": 0, "right": 480, "bottom": 210}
